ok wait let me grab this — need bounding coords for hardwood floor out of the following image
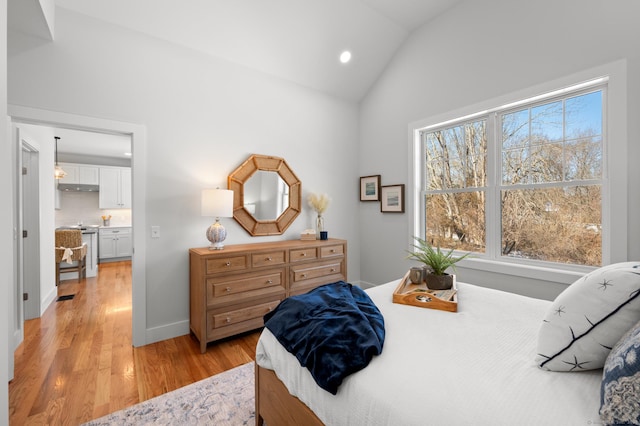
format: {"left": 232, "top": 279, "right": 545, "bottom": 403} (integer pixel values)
{"left": 9, "top": 260, "right": 260, "bottom": 425}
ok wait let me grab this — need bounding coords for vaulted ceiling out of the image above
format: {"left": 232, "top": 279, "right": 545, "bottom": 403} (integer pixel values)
{"left": 52, "top": 0, "right": 463, "bottom": 102}
{"left": 8, "top": 0, "right": 463, "bottom": 158}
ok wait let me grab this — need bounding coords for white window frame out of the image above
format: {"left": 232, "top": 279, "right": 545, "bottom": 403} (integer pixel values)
{"left": 408, "top": 61, "right": 628, "bottom": 285}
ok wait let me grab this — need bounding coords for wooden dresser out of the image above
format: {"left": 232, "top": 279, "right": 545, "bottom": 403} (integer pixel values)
{"left": 189, "top": 238, "right": 347, "bottom": 353}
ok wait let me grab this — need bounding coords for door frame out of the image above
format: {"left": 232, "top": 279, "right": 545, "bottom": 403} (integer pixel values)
{"left": 9, "top": 105, "right": 148, "bottom": 347}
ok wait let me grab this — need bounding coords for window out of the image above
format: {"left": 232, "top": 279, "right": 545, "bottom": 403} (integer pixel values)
{"left": 424, "top": 120, "right": 487, "bottom": 254}
{"left": 418, "top": 84, "right": 605, "bottom": 268}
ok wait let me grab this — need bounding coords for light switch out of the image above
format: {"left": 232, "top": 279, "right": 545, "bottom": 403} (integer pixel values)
{"left": 151, "top": 226, "right": 160, "bottom": 239}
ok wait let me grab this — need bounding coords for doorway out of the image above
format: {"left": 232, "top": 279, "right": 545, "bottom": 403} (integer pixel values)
{"left": 9, "top": 105, "right": 148, "bottom": 361}
{"left": 13, "top": 122, "right": 138, "bottom": 355}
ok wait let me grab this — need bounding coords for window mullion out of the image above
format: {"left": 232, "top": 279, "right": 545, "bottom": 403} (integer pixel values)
{"left": 485, "top": 112, "right": 499, "bottom": 259}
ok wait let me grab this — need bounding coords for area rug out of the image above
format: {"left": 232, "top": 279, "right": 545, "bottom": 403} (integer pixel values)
{"left": 84, "top": 362, "right": 255, "bottom": 426}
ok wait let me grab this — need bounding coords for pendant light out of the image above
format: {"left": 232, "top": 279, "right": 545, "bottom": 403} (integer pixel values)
{"left": 54, "top": 136, "right": 67, "bottom": 179}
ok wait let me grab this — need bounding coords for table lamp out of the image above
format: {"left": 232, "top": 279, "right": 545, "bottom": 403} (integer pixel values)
{"left": 201, "top": 188, "right": 234, "bottom": 250}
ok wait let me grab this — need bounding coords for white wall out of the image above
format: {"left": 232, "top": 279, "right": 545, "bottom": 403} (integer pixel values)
{"left": 8, "top": 7, "right": 360, "bottom": 341}
{"left": 358, "top": 0, "right": 640, "bottom": 299}
{"left": 1, "top": 0, "right": 10, "bottom": 422}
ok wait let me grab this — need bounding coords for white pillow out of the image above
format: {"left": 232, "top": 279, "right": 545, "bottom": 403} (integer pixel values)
{"left": 536, "top": 262, "right": 640, "bottom": 372}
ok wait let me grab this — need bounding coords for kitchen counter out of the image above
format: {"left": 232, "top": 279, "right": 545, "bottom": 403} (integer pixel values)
{"left": 57, "top": 225, "right": 101, "bottom": 234}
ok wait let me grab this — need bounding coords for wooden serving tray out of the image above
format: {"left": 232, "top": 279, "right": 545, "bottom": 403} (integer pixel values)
{"left": 392, "top": 271, "right": 458, "bottom": 312}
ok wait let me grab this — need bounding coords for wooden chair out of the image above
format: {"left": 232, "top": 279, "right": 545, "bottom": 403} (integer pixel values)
{"left": 55, "top": 229, "right": 87, "bottom": 286}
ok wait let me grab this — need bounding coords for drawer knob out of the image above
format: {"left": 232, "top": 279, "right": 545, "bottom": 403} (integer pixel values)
{"left": 225, "top": 261, "right": 231, "bottom": 267}
{"left": 266, "top": 256, "right": 272, "bottom": 261}
{"left": 226, "top": 317, "right": 231, "bottom": 323}
{"left": 267, "top": 307, "right": 273, "bottom": 312}
{"left": 331, "top": 268, "right": 336, "bottom": 272}
{"left": 302, "top": 253, "right": 307, "bottom": 257}
{"left": 301, "top": 273, "right": 307, "bottom": 278}
{"left": 330, "top": 249, "right": 335, "bottom": 253}
{"left": 225, "top": 287, "right": 231, "bottom": 292}
{"left": 266, "top": 279, "right": 273, "bottom": 284}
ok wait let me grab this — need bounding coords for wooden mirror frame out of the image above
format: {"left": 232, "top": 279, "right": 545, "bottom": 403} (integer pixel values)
{"left": 228, "top": 154, "right": 301, "bottom": 236}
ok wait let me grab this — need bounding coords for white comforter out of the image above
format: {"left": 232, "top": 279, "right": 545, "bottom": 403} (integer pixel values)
{"left": 256, "top": 280, "right": 603, "bottom": 425}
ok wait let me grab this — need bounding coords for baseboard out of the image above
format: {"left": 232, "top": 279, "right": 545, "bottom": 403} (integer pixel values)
{"left": 12, "top": 327, "right": 23, "bottom": 352}
{"left": 356, "top": 280, "right": 377, "bottom": 290}
{"left": 41, "top": 285, "right": 57, "bottom": 315}
{"left": 145, "top": 319, "right": 190, "bottom": 345}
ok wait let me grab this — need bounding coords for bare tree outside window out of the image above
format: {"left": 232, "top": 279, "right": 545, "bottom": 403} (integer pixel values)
{"left": 501, "top": 91, "right": 602, "bottom": 266}
{"left": 424, "top": 120, "right": 486, "bottom": 253}
{"left": 422, "top": 89, "right": 603, "bottom": 267}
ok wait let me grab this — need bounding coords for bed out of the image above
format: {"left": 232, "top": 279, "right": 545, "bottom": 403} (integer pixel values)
{"left": 255, "top": 278, "right": 605, "bottom": 425}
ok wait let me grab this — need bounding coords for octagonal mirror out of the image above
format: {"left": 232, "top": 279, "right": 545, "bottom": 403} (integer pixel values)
{"left": 228, "top": 154, "right": 301, "bottom": 236}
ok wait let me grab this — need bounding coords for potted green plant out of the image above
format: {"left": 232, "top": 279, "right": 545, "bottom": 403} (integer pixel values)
{"left": 406, "top": 237, "right": 471, "bottom": 290}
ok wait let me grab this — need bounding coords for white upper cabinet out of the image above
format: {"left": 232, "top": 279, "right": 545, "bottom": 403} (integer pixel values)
{"left": 57, "top": 163, "right": 78, "bottom": 184}
{"left": 79, "top": 166, "right": 100, "bottom": 185}
{"left": 57, "top": 162, "right": 99, "bottom": 185}
{"left": 99, "top": 166, "right": 131, "bottom": 209}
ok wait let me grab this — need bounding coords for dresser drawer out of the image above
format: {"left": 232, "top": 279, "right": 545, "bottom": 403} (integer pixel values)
{"left": 290, "top": 247, "right": 317, "bottom": 262}
{"left": 209, "top": 299, "right": 281, "bottom": 330}
{"left": 205, "top": 255, "right": 248, "bottom": 274}
{"left": 207, "top": 269, "right": 285, "bottom": 303}
{"left": 290, "top": 258, "right": 345, "bottom": 296}
{"left": 292, "top": 261, "right": 342, "bottom": 282}
{"left": 320, "top": 244, "right": 344, "bottom": 258}
{"left": 252, "top": 250, "right": 287, "bottom": 268}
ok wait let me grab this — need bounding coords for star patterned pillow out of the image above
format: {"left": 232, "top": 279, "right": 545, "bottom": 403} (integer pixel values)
{"left": 535, "top": 262, "right": 640, "bottom": 372}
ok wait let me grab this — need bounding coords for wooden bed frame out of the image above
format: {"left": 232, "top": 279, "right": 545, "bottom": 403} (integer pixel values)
{"left": 255, "top": 363, "right": 323, "bottom": 426}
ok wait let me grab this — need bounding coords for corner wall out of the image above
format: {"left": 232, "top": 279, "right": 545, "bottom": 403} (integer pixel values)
{"left": 358, "top": 0, "right": 640, "bottom": 299}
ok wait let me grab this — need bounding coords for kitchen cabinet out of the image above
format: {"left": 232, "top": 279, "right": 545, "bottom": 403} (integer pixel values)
{"left": 57, "top": 162, "right": 100, "bottom": 185}
{"left": 99, "top": 227, "right": 132, "bottom": 261}
{"left": 99, "top": 166, "right": 131, "bottom": 209}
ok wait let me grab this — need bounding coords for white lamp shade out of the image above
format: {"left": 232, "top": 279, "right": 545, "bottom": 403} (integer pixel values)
{"left": 201, "top": 189, "right": 234, "bottom": 218}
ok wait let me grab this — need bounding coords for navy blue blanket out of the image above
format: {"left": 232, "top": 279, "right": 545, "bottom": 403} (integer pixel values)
{"left": 263, "top": 281, "right": 385, "bottom": 395}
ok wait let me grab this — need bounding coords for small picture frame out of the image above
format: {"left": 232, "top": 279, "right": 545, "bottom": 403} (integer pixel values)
{"left": 380, "top": 184, "right": 405, "bottom": 213}
{"left": 360, "top": 175, "right": 381, "bottom": 201}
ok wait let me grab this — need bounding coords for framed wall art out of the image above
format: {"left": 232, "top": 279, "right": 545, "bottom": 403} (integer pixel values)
{"left": 380, "top": 184, "right": 405, "bottom": 213}
{"left": 360, "top": 175, "right": 381, "bottom": 201}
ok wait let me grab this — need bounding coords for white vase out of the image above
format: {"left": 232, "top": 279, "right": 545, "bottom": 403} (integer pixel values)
{"left": 316, "top": 215, "right": 324, "bottom": 239}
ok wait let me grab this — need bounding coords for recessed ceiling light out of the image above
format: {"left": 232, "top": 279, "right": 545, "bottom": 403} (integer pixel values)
{"left": 124, "top": 152, "right": 132, "bottom": 156}
{"left": 339, "top": 51, "right": 352, "bottom": 64}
